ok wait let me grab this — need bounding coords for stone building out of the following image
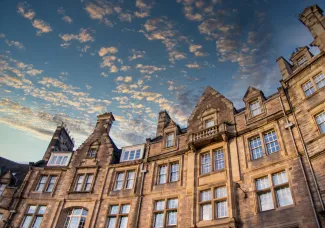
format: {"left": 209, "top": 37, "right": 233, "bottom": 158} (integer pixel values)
{"left": 1, "top": 4, "right": 325, "bottom": 228}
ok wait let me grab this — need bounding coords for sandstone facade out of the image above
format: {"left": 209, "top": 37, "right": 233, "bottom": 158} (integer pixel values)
{"left": 1, "top": 4, "right": 325, "bottom": 228}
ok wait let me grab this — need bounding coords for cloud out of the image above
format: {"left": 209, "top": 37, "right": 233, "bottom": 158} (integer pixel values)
{"left": 17, "top": 2, "right": 35, "bottom": 20}
{"left": 128, "top": 49, "right": 146, "bottom": 61}
{"left": 59, "top": 28, "right": 95, "bottom": 46}
{"left": 5, "top": 40, "right": 25, "bottom": 50}
{"left": 169, "top": 51, "right": 187, "bottom": 63}
{"left": 98, "top": 46, "right": 118, "bottom": 56}
{"left": 32, "top": 19, "right": 53, "bottom": 35}
{"left": 185, "top": 62, "right": 201, "bottom": 69}
{"left": 62, "top": 16, "right": 73, "bottom": 24}
{"left": 119, "top": 13, "right": 132, "bottom": 22}
{"left": 135, "top": 0, "right": 152, "bottom": 18}
{"left": 136, "top": 64, "right": 166, "bottom": 74}
{"left": 84, "top": 1, "right": 114, "bottom": 20}
{"left": 100, "top": 72, "right": 109, "bottom": 77}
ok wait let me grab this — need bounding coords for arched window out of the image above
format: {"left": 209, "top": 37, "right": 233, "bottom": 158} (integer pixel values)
{"left": 64, "top": 208, "right": 88, "bottom": 228}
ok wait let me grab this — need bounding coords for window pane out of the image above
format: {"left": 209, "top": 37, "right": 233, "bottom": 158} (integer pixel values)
{"left": 201, "top": 153, "right": 210, "bottom": 174}
{"left": 168, "top": 199, "right": 178, "bottom": 209}
{"left": 115, "top": 173, "right": 125, "bottom": 190}
{"left": 129, "top": 151, "right": 135, "bottom": 160}
{"left": 27, "top": 205, "right": 37, "bottom": 214}
{"left": 158, "top": 165, "right": 167, "bottom": 184}
{"left": 107, "top": 217, "right": 116, "bottom": 228}
{"left": 49, "top": 155, "right": 57, "bottom": 165}
{"left": 215, "top": 186, "right": 227, "bottom": 198}
{"left": 205, "top": 119, "right": 214, "bottom": 128}
{"left": 258, "top": 191, "right": 274, "bottom": 211}
{"left": 38, "top": 206, "right": 47, "bottom": 215}
{"left": 302, "top": 80, "right": 315, "bottom": 96}
{"left": 272, "top": 171, "right": 288, "bottom": 186}
{"left": 170, "top": 163, "right": 179, "bottom": 182}
{"left": 201, "top": 204, "right": 212, "bottom": 221}
{"left": 250, "top": 136, "right": 264, "bottom": 160}
{"left": 154, "top": 213, "right": 164, "bottom": 228}
{"left": 155, "top": 200, "right": 165, "bottom": 210}
{"left": 216, "top": 201, "right": 228, "bottom": 218}
{"left": 36, "top": 176, "right": 47, "bottom": 192}
{"left": 316, "top": 112, "right": 325, "bottom": 134}
{"left": 314, "top": 73, "right": 325, "bottom": 89}
{"left": 21, "top": 216, "right": 33, "bottom": 228}
{"left": 0, "top": 184, "right": 6, "bottom": 195}
{"left": 264, "top": 131, "right": 280, "bottom": 154}
{"left": 123, "top": 151, "right": 129, "bottom": 161}
{"left": 84, "top": 174, "right": 93, "bottom": 191}
{"left": 75, "top": 175, "right": 85, "bottom": 191}
{"left": 31, "top": 216, "right": 43, "bottom": 228}
{"left": 200, "top": 190, "right": 211, "bottom": 202}
{"left": 121, "top": 204, "right": 130, "bottom": 214}
{"left": 167, "top": 211, "right": 177, "bottom": 225}
{"left": 276, "top": 187, "right": 293, "bottom": 207}
{"left": 256, "top": 176, "right": 270, "bottom": 190}
{"left": 166, "top": 133, "right": 174, "bottom": 147}
{"left": 126, "top": 171, "right": 135, "bottom": 189}
{"left": 62, "top": 156, "right": 68, "bottom": 165}
{"left": 135, "top": 149, "right": 141, "bottom": 159}
{"left": 250, "top": 100, "right": 262, "bottom": 116}
{"left": 57, "top": 156, "right": 63, "bottom": 164}
{"left": 214, "top": 149, "right": 224, "bottom": 170}
{"left": 119, "top": 216, "right": 128, "bottom": 228}
{"left": 110, "top": 206, "right": 119, "bottom": 215}
{"left": 46, "top": 176, "right": 57, "bottom": 192}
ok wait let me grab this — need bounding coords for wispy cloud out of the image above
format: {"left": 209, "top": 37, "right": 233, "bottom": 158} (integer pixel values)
{"left": 98, "top": 46, "right": 118, "bottom": 56}
{"left": 59, "top": 28, "right": 95, "bottom": 47}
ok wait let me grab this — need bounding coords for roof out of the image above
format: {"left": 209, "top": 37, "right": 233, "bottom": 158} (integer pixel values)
{"left": 0, "top": 156, "right": 29, "bottom": 187}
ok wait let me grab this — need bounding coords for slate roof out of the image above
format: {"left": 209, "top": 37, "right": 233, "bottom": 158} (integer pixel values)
{"left": 0, "top": 156, "right": 29, "bottom": 187}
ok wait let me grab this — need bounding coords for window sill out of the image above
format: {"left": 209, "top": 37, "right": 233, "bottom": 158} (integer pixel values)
{"left": 30, "top": 191, "right": 52, "bottom": 194}
{"left": 199, "top": 169, "right": 225, "bottom": 178}
{"left": 68, "top": 190, "right": 91, "bottom": 194}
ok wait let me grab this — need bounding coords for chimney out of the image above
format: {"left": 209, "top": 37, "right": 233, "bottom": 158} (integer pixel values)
{"left": 276, "top": 56, "right": 293, "bottom": 78}
{"left": 156, "top": 110, "right": 170, "bottom": 137}
{"left": 97, "top": 112, "right": 115, "bottom": 135}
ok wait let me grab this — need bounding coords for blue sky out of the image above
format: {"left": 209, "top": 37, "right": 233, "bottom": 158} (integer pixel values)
{"left": 0, "top": 0, "right": 324, "bottom": 162}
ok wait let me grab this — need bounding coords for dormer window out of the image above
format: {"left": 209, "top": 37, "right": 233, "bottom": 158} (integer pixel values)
{"left": 297, "top": 55, "right": 307, "bottom": 66}
{"left": 205, "top": 119, "right": 214, "bottom": 128}
{"left": 48, "top": 152, "right": 71, "bottom": 166}
{"left": 120, "top": 144, "right": 145, "bottom": 162}
{"left": 166, "top": 133, "right": 175, "bottom": 147}
{"left": 250, "top": 100, "right": 262, "bottom": 117}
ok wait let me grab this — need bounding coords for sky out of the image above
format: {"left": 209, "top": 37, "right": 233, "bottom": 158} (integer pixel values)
{"left": 0, "top": 0, "right": 324, "bottom": 163}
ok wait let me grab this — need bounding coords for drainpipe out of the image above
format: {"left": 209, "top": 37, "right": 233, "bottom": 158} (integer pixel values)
{"left": 282, "top": 83, "right": 325, "bottom": 211}
{"left": 279, "top": 96, "right": 321, "bottom": 228}
{"left": 135, "top": 139, "right": 150, "bottom": 228}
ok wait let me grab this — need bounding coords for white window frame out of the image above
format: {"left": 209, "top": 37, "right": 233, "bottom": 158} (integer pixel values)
{"left": 114, "top": 170, "right": 136, "bottom": 191}
{"left": 314, "top": 73, "right": 325, "bottom": 89}
{"left": 156, "top": 161, "right": 180, "bottom": 185}
{"left": 47, "top": 152, "right": 71, "bottom": 166}
{"left": 302, "top": 80, "right": 315, "bottom": 97}
{"left": 120, "top": 144, "right": 145, "bottom": 162}
{"left": 315, "top": 111, "right": 325, "bottom": 134}
{"left": 250, "top": 100, "right": 262, "bottom": 117}
{"left": 64, "top": 208, "right": 88, "bottom": 228}
{"left": 153, "top": 198, "right": 178, "bottom": 227}
{"left": 166, "top": 132, "right": 175, "bottom": 148}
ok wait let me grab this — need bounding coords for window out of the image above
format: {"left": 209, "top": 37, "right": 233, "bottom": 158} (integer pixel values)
{"left": 157, "top": 162, "right": 179, "bottom": 185}
{"left": 153, "top": 198, "right": 178, "bottom": 227}
{"left": 64, "top": 208, "right": 88, "bottom": 228}
{"left": 263, "top": 130, "right": 280, "bottom": 154}
{"left": 249, "top": 136, "right": 264, "bottom": 160}
{"left": 74, "top": 174, "right": 94, "bottom": 192}
{"left": 256, "top": 171, "right": 293, "bottom": 212}
{"left": 87, "top": 148, "right": 97, "bottom": 158}
{"left": 21, "top": 205, "right": 47, "bottom": 228}
{"left": 0, "top": 184, "right": 6, "bottom": 196}
{"left": 35, "top": 175, "right": 57, "bottom": 193}
{"left": 0, "top": 213, "right": 3, "bottom": 221}
{"left": 201, "top": 153, "right": 210, "bottom": 174}
{"left": 200, "top": 148, "right": 225, "bottom": 175}
{"left": 166, "top": 133, "right": 175, "bottom": 148}
{"left": 121, "top": 149, "right": 141, "bottom": 161}
{"left": 107, "top": 204, "right": 130, "bottom": 228}
{"left": 214, "top": 149, "right": 224, "bottom": 171}
{"left": 250, "top": 100, "right": 262, "bottom": 117}
{"left": 114, "top": 170, "right": 135, "bottom": 190}
{"left": 48, "top": 153, "right": 71, "bottom": 166}
{"left": 158, "top": 165, "right": 167, "bottom": 184}
{"left": 170, "top": 163, "right": 179, "bottom": 182}
{"left": 314, "top": 73, "right": 325, "bottom": 89}
{"left": 199, "top": 186, "right": 228, "bottom": 221}
{"left": 316, "top": 111, "right": 325, "bottom": 134}
{"left": 297, "top": 55, "right": 307, "bottom": 66}
{"left": 302, "top": 80, "right": 315, "bottom": 97}
{"left": 205, "top": 119, "right": 215, "bottom": 128}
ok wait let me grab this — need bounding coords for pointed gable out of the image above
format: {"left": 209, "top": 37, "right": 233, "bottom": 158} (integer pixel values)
{"left": 188, "top": 86, "right": 235, "bottom": 134}
{"left": 243, "top": 86, "right": 265, "bottom": 102}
